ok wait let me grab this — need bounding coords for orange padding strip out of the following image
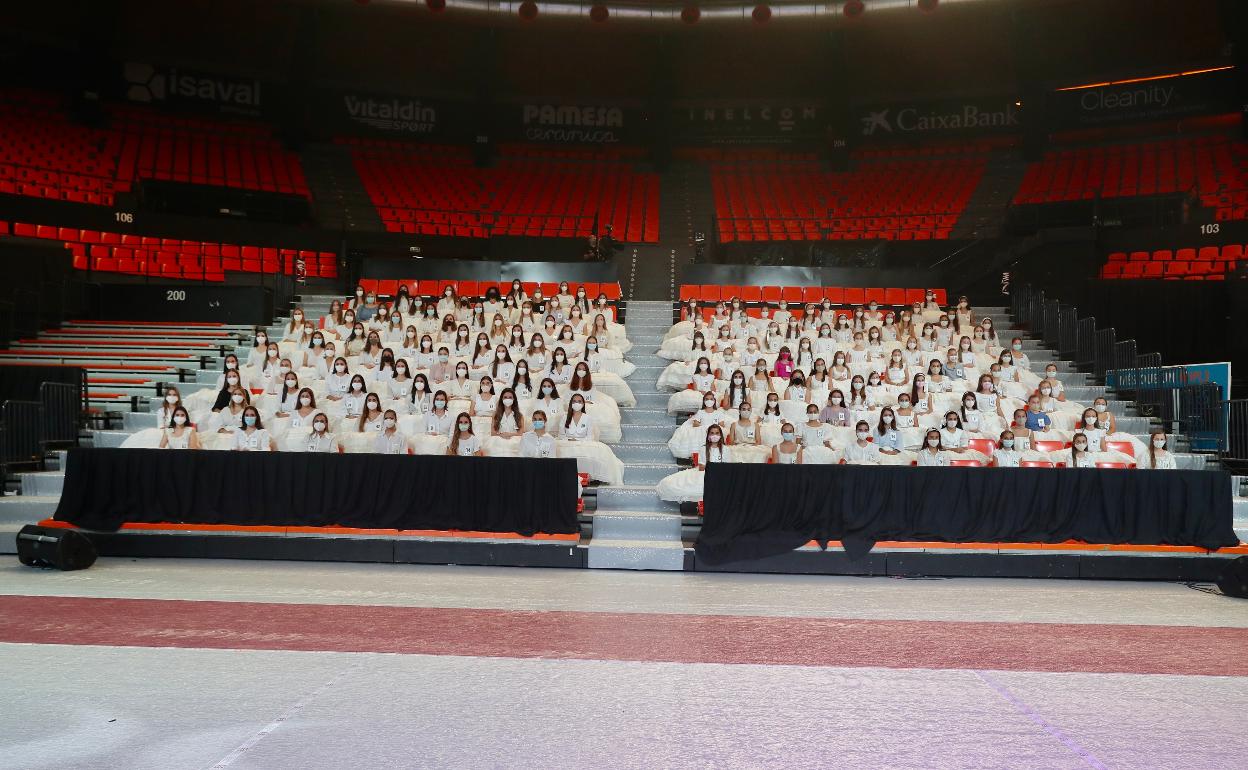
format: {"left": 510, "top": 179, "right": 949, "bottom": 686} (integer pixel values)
{"left": 824, "top": 539, "right": 1248, "bottom": 555}
{"left": 36, "top": 519, "right": 579, "bottom": 541}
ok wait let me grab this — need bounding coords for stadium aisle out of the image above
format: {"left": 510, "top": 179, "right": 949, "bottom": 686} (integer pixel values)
{"left": 2, "top": 560, "right": 1246, "bottom": 770}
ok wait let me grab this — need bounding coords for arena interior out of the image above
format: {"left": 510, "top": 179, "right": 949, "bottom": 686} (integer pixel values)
{"left": 2, "top": 1, "right": 1248, "bottom": 768}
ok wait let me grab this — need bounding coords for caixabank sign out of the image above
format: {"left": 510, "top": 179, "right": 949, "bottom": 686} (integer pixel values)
{"left": 122, "top": 62, "right": 265, "bottom": 117}
{"left": 1046, "top": 68, "right": 1236, "bottom": 129}
{"left": 855, "top": 97, "right": 1020, "bottom": 138}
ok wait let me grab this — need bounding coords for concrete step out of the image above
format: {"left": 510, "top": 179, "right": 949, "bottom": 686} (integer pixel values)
{"left": 630, "top": 392, "right": 671, "bottom": 409}
{"left": 585, "top": 539, "right": 686, "bottom": 570}
{"left": 620, "top": 425, "right": 679, "bottom": 444}
{"left": 19, "top": 472, "right": 64, "bottom": 497}
{"left": 92, "top": 431, "right": 132, "bottom": 448}
{"left": 622, "top": 463, "right": 678, "bottom": 486}
{"left": 124, "top": 411, "right": 160, "bottom": 431}
{"left": 613, "top": 443, "right": 676, "bottom": 463}
{"left": 620, "top": 409, "right": 677, "bottom": 427}
{"left": 589, "top": 509, "right": 683, "bottom": 541}
{"left": 596, "top": 485, "right": 678, "bottom": 512}
{"left": 0, "top": 495, "right": 60, "bottom": 552}
{"left": 1233, "top": 499, "right": 1248, "bottom": 542}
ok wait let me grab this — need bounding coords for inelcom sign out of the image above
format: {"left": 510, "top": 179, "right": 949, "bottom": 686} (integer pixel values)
{"left": 1047, "top": 68, "right": 1236, "bottom": 129}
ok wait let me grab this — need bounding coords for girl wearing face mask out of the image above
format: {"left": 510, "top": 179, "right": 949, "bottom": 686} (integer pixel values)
{"left": 373, "top": 410, "right": 408, "bottom": 455}
{"left": 980, "top": 318, "right": 1000, "bottom": 351}
{"left": 408, "top": 335, "right": 432, "bottom": 372}
{"left": 304, "top": 412, "right": 336, "bottom": 453}
{"left": 527, "top": 333, "right": 549, "bottom": 370}
{"left": 158, "top": 405, "right": 201, "bottom": 450}
{"left": 344, "top": 325, "right": 368, "bottom": 358}
{"left": 156, "top": 387, "right": 183, "bottom": 429}
{"left": 336, "top": 310, "right": 358, "bottom": 342}
{"left": 784, "top": 370, "right": 809, "bottom": 404}
{"left": 561, "top": 394, "right": 594, "bottom": 441}
{"left": 436, "top": 285, "right": 459, "bottom": 318}
{"left": 429, "top": 347, "right": 453, "bottom": 384}
{"left": 510, "top": 361, "right": 534, "bottom": 399}
{"left": 448, "top": 412, "right": 484, "bottom": 456}
{"left": 521, "top": 410, "right": 557, "bottom": 458}
{"left": 1078, "top": 408, "right": 1106, "bottom": 452}
{"left": 325, "top": 358, "right": 352, "bottom": 400}
{"left": 259, "top": 343, "right": 283, "bottom": 384}
{"left": 908, "top": 374, "right": 932, "bottom": 418}
{"left": 446, "top": 362, "right": 473, "bottom": 398}
{"left": 374, "top": 349, "right": 396, "bottom": 383}
{"left": 417, "top": 305, "right": 441, "bottom": 337}
{"left": 327, "top": 300, "right": 345, "bottom": 329}
{"left": 1092, "top": 397, "right": 1119, "bottom": 434}
{"left": 389, "top": 359, "right": 414, "bottom": 399}
{"left": 847, "top": 375, "right": 873, "bottom": 414}
{"left": 534, "top": 378, "right": 563, "bottom": 421}
{"left": 232, "top": 406, "right": 276, "bottom": 452}
{"left": 893, "top": 394, "right": 917, "bottom": 430}
{"left": 974, "top": 374, "right": 1003, "bottom": 421}
{"left": 996, "top": 350, "right": 1020, "bottom": 387}
{"left": 488, "top": 313, "right": 509, "bottom": 343}
{"left": 508, "top": 324, "right": 528, "bottom": 357}
{"left": 722, "top": 369, "right": 749, "bottom": 411}
{"left": 799, "top": 404, "right": 833, "bottom": 451}
{"left": 501, "top": 296, "right": 521, "bottom": 326}
{"left": 470, "top": 376, "right": 498, "bottom": 417}
{"left": 874, "top": 408, "right": 904, "bottom": 455}
{"left": 794, "top": 338, "right": 815, "bottom": 372}
{"left": 548, "top": 347, "right": 574, "bottom": 385}
{"left": 506, "top": 280, "right": 528, "bottom": 305}
{"left": 1040, "top": 366, "right": 1066, "bottom": 401}
{"left": 274, "top": 370, "right": 302, "bottom": 414}
{"left": 424, "top": 390, "right": 455, "bottom": 437}
{"left": 819, "top": 389, "right": 850, "bottom": 428}
{"left": 471, "top": 333, "right": 494, "bottom": 370}
{"left": 842, "top": 420, "right": 882, "bottom": 465}
{"left": 408, "top": 373, "right": 433, "bottom": 415}
{"left": 690, "top": 356, "right": 716, "bottom": 394}
{"left": 357, "top": 393, "right": 385, "bottom": 432}
{"left": 748, "top": 359, "right": 775, "bottom": 398}
{"left": 284, "top": 308, "right": 307, "bottom": 342}
{"left": 728, "top": 400, "right": 763, "bottom": 447}
{"left": 491, "top": 388, "right": 524, "bottom": 439}
{"left": 957, "top": 336, "right": 977, "bottom": 369}
{"left": 1009, "top": 409, "right": 1035, "bottom": 451}
{"left": 761, "top": 393, "right": 784, "bottom": 425}
{"left": 487, "top": 344, "right": 516, "bottom": 385}
{"left": 959, "top": 392, "right": 983, "bottom": 435}
{"left": 970, "top": 327, "right": 989, "bottom": 356}
{"left": 771, "top": 423, "right": 803, "bottom": 465}
{"left": 452, "top": 324, "right": 474, "bottom": 357}
{"left": 885, "top": 350, "right": 910, "bottom": 387}
{"left": 940, "top": 411, "right": 968, "bottom": 453}
{"left": 568, "top": 363, "right": 595, "bottom": 400}
{"left": 394, "top": 285, "right": 414, "bottom": 316}
{"left": 657, "top": 424, "right": 732, "bottom": 504}
{"left": 925, "top": 359, "right": 950, "bottom": 394}
{"left": 993, "top": 430, "right": 1021, "bottom": 467}
{"left": 287, "top": 388, "right": 319, "bottom": 429}
{"left": 952, "top": 296, "right": 974, "bottom": 332}
{"left": 772, "top": 347, "right": 794, "bottom": 380}
{"left": 934, "top": 315, "right": 954, "bottom": 347}
{"left": 1008, "top": 338, "right": 1030, "bottom": 371}
{"left": 1067, "top": 432, "right": 1095, "bottom": 468}
{"left": 247, "top": 331, "right": 271, "bottom": 368}
{"left": 943, "top": 348, "right": 966, "bottom": 382}
{"left": 214, "top": 387, "right": 250, "bottom": 433}
{"left": 1138, "top": 432, "right": 1176, "bottom": 470}
{"left": 917, "top": 429, "right": 947, "bottom": 466}
{"left": 343, "top": 375, "right": 369, "bottom": 418}
{"left": 368, "top": 303, "right": 390, "bottom": 333}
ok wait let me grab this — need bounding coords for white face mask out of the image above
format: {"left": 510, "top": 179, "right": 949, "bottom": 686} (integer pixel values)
{"left": 227, "top": 376, "right": 239, "bottom": 385}
{"left": 165, "top": 394, "right": 178, "bottom": 404}
{"left": 232, "top": 394, "right": 244, "bottom": 404}
{"left": 571, "top": 402, "right": 584, "bottom": 412}
{"left": 352, "top": 382, "right": 364, "bottom": 391}
{"left": 286, "top": 379, "right": 297, "bottom": 388}
{"left": 267, "top": 350, "right": 278, "bottom": 359}
{"left": 1001, "top": 439, "right": 1014, "bottom": 449}
{"left": 1152, "top": 438, "right": 1166, "bottom": 448}
{"left": 1040, "top": 388, "right": 1051, "bottom": 396}
{"left": 927, "top": 438, "right": 940, "bottom": 447}
{"left": 415, "top": 382, "right": 426, "bottom": 391}
{"left": 946, "top": 419, "right": 958, "bottom": 428}
{"left": 367, "top": 401, "right": 380, "bottom": 411}
{"left": 882, "top": 415, "right": 893, "bottom": 424}
{"left": 335, "top": 365, "right": 347, "bottom": 373}
{"left": 300, "top": 396, "right": 312, "bottom": 406}
{"left": 502, "top": 397, "right": 514, "bottom": 407}
{"left": 1094, "top": 404, "right": 1107, "bottom": 413}
{"left": 314, "top": 422, "right": 327, "bottom": 432}
{"left": 856, "top": 431, "right": 869, "bottom": 440}
{"left": 383, "top": 418, "right": 396, "bottom": 429}
{"left": 173, "top": 415, "right": 187, "bottom": 425}
{"left": 279, "top": 366, "right": 290, "bottom": 375}
{"left": 1074, "top": 442, "right": 1088, "bottom": 451}
{"left": 704, "top": 400, "right": 716, "bottom": 409}
{"left": 1085, "top": 416, "right": 1096, "bottom": 425}
{"left": 496, "top": 352, "right": 505, "bottom": 360}
{"left": 708, "top": 434, "right": 721, "bottom": 444}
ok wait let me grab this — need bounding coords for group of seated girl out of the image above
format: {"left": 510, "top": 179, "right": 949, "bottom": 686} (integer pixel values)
{"left": 130, "top": 280, "right": 632, "bottom": 484}
{"left": 654, "top": 293, "right": 1175, "bottom": 502}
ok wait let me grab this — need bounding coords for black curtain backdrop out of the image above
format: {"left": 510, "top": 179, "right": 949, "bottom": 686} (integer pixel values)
{"left": 697, "top": 464, "right": 1238, "bottom": 564}
{"left": 53, "top": 449, "right": 580, "bottom": 537}
{"left": 0, "top": 365, "right": 84, "bottom": 403}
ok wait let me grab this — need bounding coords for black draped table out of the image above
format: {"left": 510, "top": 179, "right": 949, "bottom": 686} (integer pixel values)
{"left": 53, "top": 449, "right": 580, "bottom": 537}
{"left": 696, "top": 464, "right": 1239, "bottom": 564}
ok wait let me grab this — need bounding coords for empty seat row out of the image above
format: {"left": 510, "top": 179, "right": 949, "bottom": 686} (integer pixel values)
{"left": 1100, "top": 243, "right": 1244, "bottom": 279}
{"left": 0, "top": 220, "right": 337, "bottom": 282}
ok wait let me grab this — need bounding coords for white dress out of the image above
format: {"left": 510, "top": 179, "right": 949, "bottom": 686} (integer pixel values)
{"left": 520, "top": 431, "right": 557, "bottom": 458}
{"left": 162, "top": 428, "right": 192, "bottom": 449}
{"left": 232, "top": 429, "right": 271, "bottom": 451}
{"left": 656, "top": 445, "right": 732, "bottom": 503}
{"left": 373, "top": 431, "right": 408, "bottom": 454}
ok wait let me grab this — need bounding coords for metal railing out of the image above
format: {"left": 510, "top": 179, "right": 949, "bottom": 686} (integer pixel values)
{"left": 1227, "top": 400, "right": 1248, "bottom": 464}
{"left": 0, "top": 400, "right": 42, "bottom": 478}
{"left": 40, "top": 382, "right": 83, "bottom": 449}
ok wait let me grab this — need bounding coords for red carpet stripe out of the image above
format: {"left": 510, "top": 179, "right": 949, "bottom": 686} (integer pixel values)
{"left": 1, "top": 595, "right": 1245, "bottom": 676}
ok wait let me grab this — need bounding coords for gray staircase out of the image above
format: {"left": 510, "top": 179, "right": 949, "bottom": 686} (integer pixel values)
{"left": 586, "top": 299, "right": 688, "bottom": 569}
{"left": 300, "top": 143, "right": 383, "bottom": 233}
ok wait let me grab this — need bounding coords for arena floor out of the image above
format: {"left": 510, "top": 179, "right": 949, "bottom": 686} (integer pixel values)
{"left": 2, "top": 559, "right": 1247, "bottom": 770}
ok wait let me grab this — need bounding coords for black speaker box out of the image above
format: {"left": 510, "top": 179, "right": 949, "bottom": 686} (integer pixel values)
{"left": 1216, "top": 556, "right": 1248, "bottom": 599}
{"left": 15, "top": 525, "right": 97, "bottom": 571}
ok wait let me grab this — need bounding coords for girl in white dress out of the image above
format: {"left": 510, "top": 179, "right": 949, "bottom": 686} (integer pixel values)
{"left": 993, "top": 430, "right": 1022, "bottom": 467}
{"left": 470, "top": 377, "right": 499, "bottom": 417}
{"left": 471, "top": 333, "right": 494, "bottom": 371}
{"left": 917, "top": 429, "right": 948, "bottom": 467}
{"left": 446, "top": 363, "right": 474, "bottom": 398}
{"left": 373, "top": 410, "right": 408, "bottom": 454}
{"left": 424, "top": 392, "right": 455, "bottom": 436}
{"left": 155, "top": 388, "right": 183, "bottom": 429}
{"left": 526, "top": 334, "right": 550, "bottom": 372}
{"left": 232, "top": 407, "right": 276, "bottom": 451}
{"left": 721, "top": 371, "right": 749, "bottom": 411}
{"left": 657, "top": 424, "right": 732, "bottom": 503}
{"left": 1138, "top": 433, "right": 1177, "bottom": 469}
{"left": 511, "top": 362, "right": 534, "bottom": 400}
{"left": 449, "top": 412, "right": 484, "bottom": 457}
{"left": 212, "top": 388, "right": 250, "bottom": 434}
{"left": 342, "top": 375, "right": 369, "bottom": 418}
{"left": 273, "top": 373, "right": 302, "bottom": 415}
{"left": 562, "top": 394, "right": 594, "bottom": 441}
{"left": 389, "top": 360, "right": 415, "bottom": 400}
{"left": 490, "top": 345, "right": 516, "bottom": 384}
{"left": 305, "top": 413, "right": 337, "bottom": 453}
{"left": 1067, "top": 433, "right": 1095, "bottom": 468}
{"left": 358, "top": 394, "right": 385, "bottom": 433}
{"left": 940, "top": 412, "right": 969, "bottom": 453}
{"left": 520, "top": 410, "right": 558, "bottom": 458}
{"left": 771, "top": 423, "right": 803, "bottom": 465}
{"left": 287, "top": 389, "right": 319, "bottom": 429}
{"left": 325, "top": 358, "right": 352, "bottom": 400}
{"left": 568, "top": 364, "right": 595, "bottom": 401}
{"left": 492, "top": 389, "right": 524, "bottom": 438}
{"left": 409, "top": 375, "right": 433, "bottom": 415}
{"left": 548, "top": 348, "right": 574, "bottom": 384}
{"left": 158, "top": 406, "right": 201, "bottom": 449}
{"left": 842, "top": 420, "right": 883, "bottom": 465}
{"left": 1077, "top": 408, "right": 1107, "bottom": 452}
{"left": 534, "top": 379, "right": 564, "bottom": 422}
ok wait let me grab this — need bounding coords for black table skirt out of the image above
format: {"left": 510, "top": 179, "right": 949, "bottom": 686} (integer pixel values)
{"left": 53, "top": 449, "right": 580, "bottom": 537}
{"left": 696, "top": 464, "right": 1239, "bottom": 564}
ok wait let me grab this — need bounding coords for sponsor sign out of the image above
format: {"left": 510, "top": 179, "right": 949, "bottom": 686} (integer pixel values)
{"left": 855, "top": 97, "right": 1020, "bottom": 138}
{"left": 1046, "top": 68, "right": 1236, "bottom": 129}
{"left": 122, "top": 62, "right": 264, "bottom": 116}
{"left": 506, "top": 103, "right": 634, "bottom": 144}
{"left": 672, "top": 102, "right": 824, "bottom": 145}
{"left": 338, "top": 90, "right": 441, "bottom": 136}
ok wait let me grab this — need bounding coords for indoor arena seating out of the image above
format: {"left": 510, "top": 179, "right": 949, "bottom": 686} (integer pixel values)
{"left": 1100, "top": 244, "right": 1243, "bottom": 280}
{"left": 0, "top": 221, "right": 337, "bottom": 280}
{"left": 0, "top": 90, "right": 308, "bottom": 206}
{"left": 1014, "top": 134, "right": 1248, "bottom": 221}
{"left": 704, "top": 145, "right": 989, "bottom": 242}
{"left": 355, "top": 278, "right": 621, "bottom": 302}
{"left": 346, "top": 138, "right": 660, "bottom": 242}
{"left": 680, "top": 284, "right": 945, "bottom": 308}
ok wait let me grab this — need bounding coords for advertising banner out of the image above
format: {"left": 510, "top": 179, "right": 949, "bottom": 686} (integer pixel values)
{"left": 1046, "top": 68, "right": 1237, "bottom": 129}
{"left": 318, "top": 87, "right": 469, "bottom": 141}
{"left": 500, "top": 102, "right": 638, "bottom": 144}
{"left": 672, "top": 102, "right": 825, "bottom": 145}
{"left": 854, "top": 96, "right": 1021, "bottom": 139}
{"left": 121, "top": 61, "right": 267, "bottom": 118}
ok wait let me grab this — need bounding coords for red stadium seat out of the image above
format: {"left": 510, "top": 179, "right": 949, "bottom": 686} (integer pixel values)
{"left": 741, "top": 286, "right": 761, "bottom": 302}
{"left": 843, "top": 288, "right": 865, "bottom": 305}
{"left": 950, "top": 459, "right": 984, "bottom": 468}
{"left": 680, "top": 285, "right": 698, "bottom": 301}
{"left": 700, "top": 285, "right": 720, "bottom": 302}
{"left": 967, "top": 438, "right": 996, "bottom": 456}
{"left": 762, "top": 286, "right": 781, "bottom": 303}
{"left": 1095, "top": 462, "right": 1131, "bottom": 469}
{"left": 781, "top": 286, "right": 804, "bottom": 303}
{"left": 883, "top": 288, "right": 906, "bottom": 306}
{"left": 1020, "top": 461, "right": 1054, "bottom": 468}
{"left": 864, "top": 288, "right": 885, "bottom": 304}
{"left": 803, "top": 287, "right": 824, "bottom": 303}
{"left": 1105, "top": 440, "right": 1135, "bottom": 457}
{"left": 1033, "top": 440, "right": 1067, "bottom": 453}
